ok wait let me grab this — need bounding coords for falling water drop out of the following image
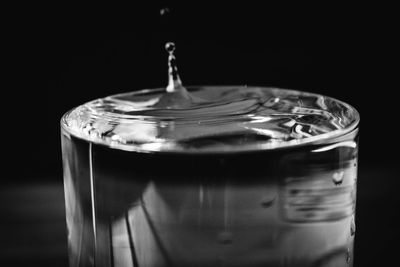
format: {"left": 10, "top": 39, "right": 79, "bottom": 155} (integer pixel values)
{"left": 218, "top": 231, "right": 233, "bottom": 245}
{"left": 160, "top": 7, "right": 170, "bottom": 16}
{"left": 350, "top": 216, "right": 356, "bottom": 236}
{"left": 165, "top": 42, "right": 176, "bottom": 54}
{"left": 332, "top": 171, "right": 344, "bottom": 186}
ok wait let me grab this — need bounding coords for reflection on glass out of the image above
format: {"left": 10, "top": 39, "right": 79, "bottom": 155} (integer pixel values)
{"left": 61, "top": 83, "right": 359, "bottom": 267}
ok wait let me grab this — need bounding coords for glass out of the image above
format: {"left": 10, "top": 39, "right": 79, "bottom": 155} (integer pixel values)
{"left": 61, "top": 85, "right": 359, "bottom": 267}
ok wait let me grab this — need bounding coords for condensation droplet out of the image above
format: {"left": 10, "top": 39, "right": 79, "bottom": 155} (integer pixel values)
{"left": 332, "top": 171, "right": 344, "bottom": 185}
{"left": 346, "top": 248, "right": 351, "bottom": 264}
{"left": 261, "top": 196, "right": 275, "bottom": 208}
{"left": 350, "top": 216, "right": 356, "bottom": 236}
{"left": 217, "top": 231, "right": 233, "bottom": 245}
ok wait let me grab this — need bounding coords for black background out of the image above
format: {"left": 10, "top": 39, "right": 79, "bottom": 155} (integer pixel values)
{"left": 2, "top": 3, "right": 399, "bottom": 267}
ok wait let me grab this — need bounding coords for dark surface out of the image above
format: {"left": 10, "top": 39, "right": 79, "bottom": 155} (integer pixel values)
{"left": 0, "top": 165, "right": 398, "bottom": 267}
{"left": 2, "top": 3, "right": 399, "bottom": 267}
{"left": 5, "top": 4, "right": 398, "bottom": 180}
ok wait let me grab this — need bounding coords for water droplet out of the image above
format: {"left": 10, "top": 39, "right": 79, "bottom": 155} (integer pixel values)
{"left": 153, "top": 42, "right": 192, "bottom": 108}
{"left": 218, "top": 231, "right": 233, "bottom": 245}
{"left": 164, "top": 42, "right": 184, "bottom": 93}
{"left": 261, "top": 196, "right": 275, "bottom": 208}
{"left": 160, "top": 7, "right": 170, "bottom": 16}
{"left": 165, "top": 42, "right": 175, "bottom": 54}
{"left": 332, "top": 171, "right": 344, "bottom": 185}
{"left": 350, "top": 216, "right": 356, "bottom": 236}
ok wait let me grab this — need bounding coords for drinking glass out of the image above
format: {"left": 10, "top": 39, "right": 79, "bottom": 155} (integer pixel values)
{"left": 61, "top": 85, "right": 359, "bottom": 267}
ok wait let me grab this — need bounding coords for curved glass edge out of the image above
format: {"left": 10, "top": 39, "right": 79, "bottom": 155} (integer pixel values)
{"left": 60, "top": 86, "right": 360, "bottom": 154}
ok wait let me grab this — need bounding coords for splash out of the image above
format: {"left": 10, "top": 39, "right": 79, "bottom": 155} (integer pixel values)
{"left": 62, "top": 85, "right": 359, "bottom": 153}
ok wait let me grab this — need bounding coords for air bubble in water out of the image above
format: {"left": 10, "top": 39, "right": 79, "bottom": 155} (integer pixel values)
{"left": 218, "top": 231, "right": 233, "bottom": 245}
{"left": 332, "top": 171, "right": 344, "bottom": 185}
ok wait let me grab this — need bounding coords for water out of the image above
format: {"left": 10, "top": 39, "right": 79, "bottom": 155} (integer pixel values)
{"left": 61, "top": 129, "right": 358, "bottom": 267}
{"left": 62, "top": 85, "right": 358, "bottom": 153}
{"left": 61, "top": 43, "right": 359, "bottom": 267}
{"left": 351, "top": 216, "right": 356, "bottom": 236}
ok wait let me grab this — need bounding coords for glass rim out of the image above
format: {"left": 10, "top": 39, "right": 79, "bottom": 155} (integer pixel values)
{"left": 61, "top": 85, "right": 360, "bottom": 154}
